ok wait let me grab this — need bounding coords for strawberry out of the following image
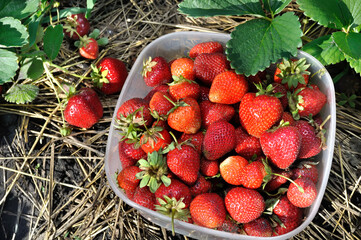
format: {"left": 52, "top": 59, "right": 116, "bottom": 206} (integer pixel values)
{"left": 116, "top": 98, "right": 152, "bottom": 125}
{"left": 274, "top": 58, "right": 310, "bottom": 90}
{"left": 219, "top": 156, "right": 248, "bottom": 185}
{"left": 239, "top": 90, "right": 283, "bottom": 138}
{"left": 279, "top": 111, "right": 295, "bottom": 126}
{"left": 168, "top": 76, "right": 200, "bottom": 100}
{"left": 264, "top": 168, "right": 292, "bottom": 192}
{"left": 225, "top": 187, "right": 265, "bottom": 223}
{"left": 247, "top": 70, "right": 267, "bottom": 85}
{"left": 167, "top": 141, "right": 200, "bottom": 185}
{"left": 143, "top": 84, "right": 169, "bottom": 103}
{"left": 194, "top": 53, "right": 230, "bottom": 85}
{"left": 239, "top": 160, "right": 267, "bottom": 189}
{"left": 64, "top": 88, "right": 103, "bottom": 129}
{"left": 133, "top": 186, "right": 156, "bottom": 210}
{"left": 287, "top": 177, "right": 317, "bottom": 208}
{"left": 273, "top": 195, "right": 302, "bottom": 219}
{"left": 294, "top": 120, "right": 323, "bottom": 159}
{"left": 63, "top": 13, "right": 90, "bottom": 40}
{"left": 260, "top": 125, "right": 302, "bottom": 169}
{"left": 273, "top": 215, "right": 302, "bottom": 236}
{"left": 189, "top": 41, "right": 223, "bottom": 58}
{"left": 199, "top": 86, "right": 210, "bottom": 101}
{"left": 167, "top": 97, "right": 201, "bottom": 134}
{"left": 289, "top": 85, "right": 327, "bottom": 119}
{"left": 179, "top": 131, "right": 204, "bottom": 154}
{"left": 140, "top": 127, "right": 172, "bottom": 154}
{"left": 122, "top": 140, "right": 147, "bottom": 161}
{"left": 243, "top": 217, "right": 272, "bottom": 237}
{"left": 189, "top": 175, "right": 212, "bottom": 197}
{"left": 149, "top": 91, "right": 175, "bottom": 117}
{"left": 202, "top": 120, "right": 236, "bottom": 160}
{"left": 234, "top": 127, "right": 262, "bottom": 160}
{"left": 117, "top": 165, "right": 141, "bottom": 191}
{"left": 92, "top": 57, "right": 128, "bottom": 95}
{"left": 292, "top": 162, "right": 319, "bottom": 184}
{"left": 142, "top": 56, "right": 172, "bottom": 87}
{"left": 272, "top": 82, "right": 288, "bottom": 109}
{"left": 273, "top": 202, "right": 303, "bottom": 236}
{"left": 155, "top": 179, "right": 192, "bottom": 208}
{"left": 189, "top": 193, "right": 226, "bottom": 229}
{"left": 199, "top": 100, "right": 235, "bottom": 129}
{"left": 200, "top": 157, "right": 219, "bottom": 177}
{"left": 118, "top": 141, "right": 138, "bottom": 168}
{"left": 216, "top": 219, "right": 240, "bottom": 233}
{"left": 79, "top": 37, "right": 98, "bottom": 59}
{"left": 209, "top": 71, "right": 248, "bottom": 104}
{"left": 171, "top": 58, "right": 195, "bottom": 81}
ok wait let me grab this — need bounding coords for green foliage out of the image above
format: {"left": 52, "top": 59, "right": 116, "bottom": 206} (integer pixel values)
{"left": 43, "top": 24, "right": 64, "bottom": 60}
{"left": 0, "top": 0, "right": 39, "bottom": 20}
{"left": 0, "top": 17, "right": 29, "bottom": 47}
{"left": 86, "top": 0, "right": 97, "bottom": 19}
{"left": 0, "top": 49, "right": 18, "bottom": 84}
{"left": 338, "top": 93, "right": 357, "bottom": 108}
{"left": 299, "top": 0, "right": 361, "bottom": 74}
{"left": 178, "top": 0, "right": 302, "bottom": 76}
{"left": 4, "top": 84, "right": 39, "bottom": 104}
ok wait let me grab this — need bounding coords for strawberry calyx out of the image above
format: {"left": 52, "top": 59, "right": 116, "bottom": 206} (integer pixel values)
{"left": 142, "top": 57, "right": 158, "bottom": 77}
{"left": 77, "top": 35, "right": 94, "bottom": 49}
{"left": 91, "top": 64, "right": 109, "bottom": 88}
{"left": 155, "top": 195, "right": 190, "bottom": 236}
{"left": 287, "top": 88, "right": 304, "bottom": 120}
{"left": 168, "top": 75, "right": 197, "bottom": 86}
{"left": 276, "top": 58, "right": 310, "bottom": 89}
{"left": 163, "top": 95, "right": 190, "bottom": 115}
{"left": 115, "top": 107, "right": 146, "bottom": 143}
{"left": 255, "top": 83, "right": 283, "bottom": 98}
{"left": 63, "top": 14, "right": 79, "bottom": 37}
{"left": 163, "top": 131, "right": 196, "bottom": 153}
{"left": 140, "top": 125, "right": 164, "bottom": 149}
{"left": 135, "top": 150, "right": 171, "bottom": 193}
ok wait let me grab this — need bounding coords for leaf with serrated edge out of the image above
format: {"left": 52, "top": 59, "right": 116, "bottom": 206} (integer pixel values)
{"left": 0, "top": 49, "right": 18, "bottom": 84}
{"left": 0, "top": 17, "right": 29, "bottom": 48}
{"left": 345, "top": 54, "right": 361, "bottom": 74}
{"left": 302, "top": 34, "right": 345, "bottom": 65}
{"left": 263, "top": 0, "right": 292, "bottom": 15}
{"left": 226, "top": 12, "right": 302, "bottom": 76}
{"left": 4, "top": 84, "right": 39, "bottom": 104}
{"left": 0, "top": 0, "right": 39, "bottom": 20}
{"left": 178, "top": 0, "right": 265, "bottom": 17}
{"left": 43, "top": 25, "right": 64, "bottom": 60}
{"left": 344, "top": 0, "right": 361, "bottom": 26}
{"left": 333, "top": 31, "right": 361, "bottom": 59}
{"left": 297, "top": 0, "right": 353, "bottom": 29}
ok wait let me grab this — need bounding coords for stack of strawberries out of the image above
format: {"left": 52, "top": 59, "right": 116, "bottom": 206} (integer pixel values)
{"left": 115, "top": 41, "right": 328, "bottom": 237}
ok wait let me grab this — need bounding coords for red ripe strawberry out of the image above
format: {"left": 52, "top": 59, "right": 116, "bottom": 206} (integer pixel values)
{"left": 190, "top": 193, "right": 226, "bottom": 229}
{"left": 260, "top": 126, "right": 302, "bottom": 169}
{"left": 79, "top": 37, "right": 98, "bottom": 59}
{"left": 142, "top": 56, "right": 172, "bottom": 87}
{"left": 272, "top": 82, "right": 288, "bottom": 109}
{"left": 234, "top": 127, "right": 262, "bottom": 160}
{"left": 194, "top": 53, "right": 230, "bottom": 85}
{"left": 202, "top": 120, "right": 236, "bottom": 160}
{"left": 140, "top": 128, "right": 172, "bottom": 154}
{"left": 243, "top": 217, "right": 272, "bottom": 237}
{"left": 92, "top": 57, "right": 128, "bottom": 95}
{"left": 200, "top": 157, "right": 219, "bottom": 177}
{"left": 280, "top": 111, "right": 295, "bottom": 126}
{"left": 133, "top": 186, "right": 156, "bottom": 210}
{"left": 167, "top": 144, "right": 200, "bottom": 185}
{"left": 239, "top": 160, "right": 267, "bottom": 189}
{"left": 287, "top": 177, "right": 317, "bottom": 208}
{"left": 247, "top": 70, "right": 267, "bottom": 85}
{"left": 116, "top": 98, "right": 152, "bottom": 126}
{"left": 264, "top": 169, "right": 292, "bottom": 192}
{"left": 225, "top": 187, "right": 265, "bottom": 223}
{"left": 294, "top": 120, "right": 322, "bottom": 158}
{"left": 122, "top": 141, "right": 146, "bottom": 161}
{"left": 292, "top": 162, "right": 319, "bottom": 184}
{"left": 155, "top": 179, "right": 192, "bottom": 208}
{"left": 167, "top": 97, "right": 201, "bottom": 134}
{"left": 216, "top": 219, "right": 240, "bottom": 233}
{"left": 171, "top": 58, "right": 195, "bottom": 81}
{"left": 149, "top": 91, "right": 175, "bottom": 117}
{"left": 118, "top": 141, "right": 138, "bottom": 168}
{"left": 143, "top": 84, "right": 169, "bottom": 103}
{"left": 64, "top": 88, "right": 103, "bottom": 129}
{"left": 200, "top": 100, "right": 235, "bottom": 129}
{"left": 180, "top": 131, "right": 204, "bottom": 154}
{"left": 63, "top": 13, "right": 90, "bottom": 40}
{"left": 274, "top": 58, "right": 310, "bottom": 90}
{"left": 189, "top": 41, "right": 223, "bottom": 58}
{"left": 189, "top": 175, "right": 212, "bottom": 197}
{"left": 209, "top": 71, "right": 248, "bottom": 104}
{"left": 125, "top": 188, "right": 136, "bottom": 200}
{"left": 117, "top": 165, "right": 141, "bottom": 191}
{"left": 273, "top": 195, "right": 302, "bottom": 219}
{"left": 220, "top": 156, "right": 248, "bottom": 185}
{"left": 199, "top": 86, "right": 210, "bottom": 101}
{"left": 168, "top": 76, "right": 200, "bottom": 100}
{"left": 273, "top": 203, "right": 303, "bottom": 236}
{"left": 239, "top": 92, "right": 283, "bottom": 138}
{"left": 289, "top": 85, "right": 327, "bottom": 119}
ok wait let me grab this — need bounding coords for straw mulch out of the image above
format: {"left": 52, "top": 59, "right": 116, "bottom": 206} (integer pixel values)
{"left": 0, "top": 1, "right": 360, "bottom": 239}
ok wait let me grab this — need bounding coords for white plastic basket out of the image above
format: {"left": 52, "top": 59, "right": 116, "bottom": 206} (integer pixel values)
{"left": 104, "top": 31, "right": 336, "bottom": 240}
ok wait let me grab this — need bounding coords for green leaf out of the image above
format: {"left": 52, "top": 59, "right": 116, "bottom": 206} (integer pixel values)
{"left": 43, "top": 24, "right": 64, "bottom": 60}
{"left": 344, "top": 0, "right": 361, "bottom": 26}
{"left": 0, "top": 17, "right": 29, "bottom": 48}
{"left": 226, "top": 12, "right": 302, "bottom": 76}
{"left": 297, "top": 0, "right": 353, "bottom": 29}
{"left": 97, "top": 37, "right": 108, "bottom": 46}
{"left": 0, "top": 49, "right": 18, "bottom": 84}
{"left": 86, "top": 0, "right": 96, "bottom": 19}
{"left": 89, "top": 29, "right": 100, "bottom": 39}
{"left": 27, "top": 15, "right": 43, "bottom": 48}
{"left": 0, "top": 0, "right": 39, "bottom": 20}
{"left": 178, "top": 0, "right": 265, "bottom": 17}
{"left": 262, "top": 0, "right": 292, "bottom": 15}
{"left": 345, "top": 54, "right": 361, "bottom": 74}
{"left": 19, "top": 58, "right": 44, "bottom": 80}
{"left": 302, "top": 34, "right": 345, "bottom": 65}
{"left": 333, "top": 31, "right": 361, "bottom": 59}
{"left": 4, "top": 84, "right": 39, "bottom": 104}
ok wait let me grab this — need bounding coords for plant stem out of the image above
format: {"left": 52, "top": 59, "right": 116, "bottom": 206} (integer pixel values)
{"left": 272, "top": 173, "right": 304, "bottom": 193}
{"left": 47, "top": 61, "right": 93, "bottom": 80}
